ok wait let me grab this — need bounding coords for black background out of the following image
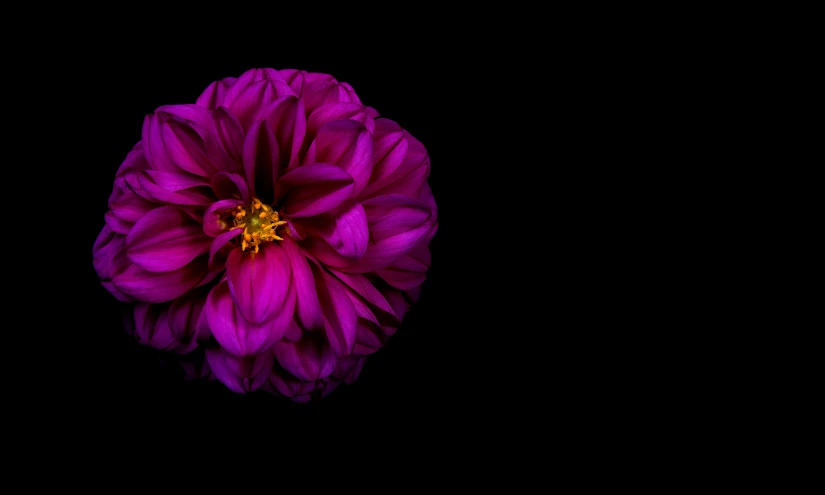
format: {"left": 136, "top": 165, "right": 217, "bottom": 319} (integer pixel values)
{"left": 53, "top": 47, "right": 491, "bottom": 428}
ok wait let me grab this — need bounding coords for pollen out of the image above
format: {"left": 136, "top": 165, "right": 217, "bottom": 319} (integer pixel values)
{"left": 230, "top": 199, "right": 289, "bottom": 253}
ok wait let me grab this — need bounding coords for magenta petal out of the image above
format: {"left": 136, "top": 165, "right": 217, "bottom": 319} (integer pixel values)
{"left": 208, "top": 228, "right": 242, "bottom": 271}
{"left": 262, "top": 95, "right": 307, "bottom": 171}
{"left": 113, "top": 256, "right": 209, "bottom": 303}
{"left": 311, "top": 262, "right": 357, "bottom": 357}
{"left": 278, "top": 163, "right": 354, "bottom": 218}
{"left": 376, "top": 255, "right": 429, "bottom": 290}
{"left": 273, "top": 333, "right": 337, "bottom": 381}
{"left": 206, "top": 347, "right": 273, "bottom": 394}
{"left": 363, "top": 194, "right": 432, "bottom": 239}
{"left": 223, "top": 73, "right": 295, "bottom": 131}
{"left": 281, "top": 236, "right": 323, "bottom": 330}
{"left": 354, "top": 318, "right": 388, "bottom": 356}
{"left": 299, "top": 201, "right": 368, "bottom": 260}
{"left": 225, "top": 242, "right": 291, "bottom": 324}
{"left": 329, "top": 270, "right": 396, "bottom": 318}
{"left": 133, "top": 172, "right": 215, "bottom": 206}
{"left": 243, "top": 119, "right": 279, "bottom": 204}
{"left": 306, "top": 102, "right": 375, "bottom": 141}
{"left": 167, "top": 288, "right": 209, "bottom": 353}
{"left": 212, "top": 106, "right": 245, "bottom": 165}
{"left": 196, "top": 77, "right": 237, "bottom": 109}
{"left": 211, "top": 172, "right": 250, "bottom": 203}
{"left": 203, "top": 199, "right": 244, "bottom": 237}
{"left": 132, "top": 304, "right": 177, "bottom": 351}
{"left": 206, "top": 280, "right": 290, "bottom": 357}
{"left": 126, "top": 206, "right": 211, "bottom": 273}
{"left": 305, "top": 120, "right": 373, "bottom": 195}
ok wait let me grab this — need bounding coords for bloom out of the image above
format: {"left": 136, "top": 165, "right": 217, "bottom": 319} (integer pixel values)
{"left": 93, "top": 68, "right": 437, "bottom": 399}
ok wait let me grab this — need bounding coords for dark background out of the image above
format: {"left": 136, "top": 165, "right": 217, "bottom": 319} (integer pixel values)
{"left": 55, "top": 49, "right": 488, "bottom": 426}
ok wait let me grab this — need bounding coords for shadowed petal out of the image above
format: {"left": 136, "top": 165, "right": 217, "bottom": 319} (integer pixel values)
{"left": 281, "top": 236, "right": 323, "bottom": 330}
{"left": 243, "top": 119, "right": 279, "bottom": 205}
{"left": 126, "top": 206, "right": 211, "bottom": 273}
{"left": 206, "top": 280, "right": 292, "bottom": 357}
{"left": 306, "top": 102, "right": 374, "bottom": 144}
{"left": 297, "top": 201, "right": 368, "bottom": 260}
{"left": 206, "top": 347, "right": 274, "bottom": 394}
{"left": 113, "top": 255, "right": 209, "bottom": 304}
{"left": 311, "top": 262, "right": 357, "bottom": 357}
{"left": 305, "top": 119, "right": 373, "bottom": 195}
{"left": 225, "top": 242, "right": 291, "bottom": 324}
{"left": 329, "top": 270, "right": 396, "bottom": 318}
{"left": 262, "top": 95, "right": 306, "bottom": 171}
{"left": 196, "top": 77, "right": 237, "bottom": 109}
{"left": 211, "top": 172, "right": 250, "bottom": 203}
{"left": 273, "top": 332, "right": 337, "bottom": 381}
{"left": 203, "top": 199, "right": 244, "bottom": 237}
{"left": 212, "top": 106, "right": 245, "bottom": 165}
{"left": 277, "top": 163, "right": 354, "bottom": 218}
{"left": 208, "top": 228, "right": 242, "bottom": 271}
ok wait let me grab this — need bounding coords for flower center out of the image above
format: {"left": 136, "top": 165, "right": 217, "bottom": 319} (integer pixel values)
{"left": 231, "top": 198, "right": 289, "bottom": 253}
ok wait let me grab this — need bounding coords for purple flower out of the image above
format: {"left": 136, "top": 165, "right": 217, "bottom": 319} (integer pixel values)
{"left": 93, "top": 68, "right": 437, "bottom": 400}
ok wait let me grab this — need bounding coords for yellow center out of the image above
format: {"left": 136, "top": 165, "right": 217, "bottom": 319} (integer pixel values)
{"left": 231, "top": 198, "right": 289, "bottom": 253}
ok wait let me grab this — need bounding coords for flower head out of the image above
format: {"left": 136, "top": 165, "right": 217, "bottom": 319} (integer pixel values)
{"left": 93, "top": 68, "right": 437, "bottom": 399}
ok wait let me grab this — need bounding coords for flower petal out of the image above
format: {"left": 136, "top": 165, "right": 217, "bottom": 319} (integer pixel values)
{"left": 212, "top": 106, "right": 245, "bottom": 165}
{"left": 132, "top": 303, "right": 177, "bottom": 351}
{"left": 281, "top": 236, "right": 323, "bottom": 330}
{"left": 297, "top": 201, "right": 368, "bottom": 260}
{"left": 225, "top": 241, "right": 291, "bottom": 324}
{"left": 203, "top": 199, "right": 244, "bottom": 237}
{"left": 329, "top": 270, "right": 396, "bottom": 318}
{"left": 243, "top": 119, "right": 279, "bottom": 205}
{"left": 167, "top": 287, "right": 210, "bottom": 353}
{"left": 113, "top": 255, "right": 209, "bottom": 304}
{"left": 208, "top": 227, "right": 242, "bottom": 271}
{"left": 206, "top": 347, "right": 273, "bottom": 394}
{"left": 196, "top": 77, "right": 237, "bottom": 109}
{"left": 206, "top": 280, "right": 291, "bottom": 357}
{"left": 278, "top": 163, "right": 354, "bottom": 218}
{"left": 306, "top": 102, "right": 374, "bottom": 143}
{"left": 311, "top": 262, "right": 357, "bottom": 357}
{"left": 126, "top": 206, "right": 211, "bottom": 273}
{"left": 273, "top": 332, "right": 337, "bottom": 381}
{"left": 305, "top": 119, "right": 373, "bottom": 195}
{"left": 262, "top": 95, "right": 306, "bottom": 171}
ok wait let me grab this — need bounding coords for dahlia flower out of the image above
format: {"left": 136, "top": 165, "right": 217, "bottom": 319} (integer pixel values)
{"left": 93, "top": 68, "right": 437, "bottom": 401}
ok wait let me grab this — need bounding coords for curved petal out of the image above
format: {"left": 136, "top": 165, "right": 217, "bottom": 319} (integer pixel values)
{"left": 206, "top": 347, "right": 273, "bottom": 394}
{"left": 113, "top": 255, "right": 209, "bottom": 304}
{"left": 277, "top": 163, "right": 354, "bottom": 218}
{"left": 305, "top": 119, "right": 373, "bottom": 195}
{"left": 167, "top": 287, "right": 210, "bottom": 353}
{"left": 306, "top": 102, "right": 374, "bottom": 143}
{"left": 212, "top": 106, "right": 245, "bottom": 165}
{"left": 311, "top": 262, "right": 357, "bottom": 357}
{"left": 296, "top": 201, "right": 368, "bottom": 260}
{"left": 132, "top": 171, "right": 216, "bottom": 206}
{"left": 273, "top": 332, "right": 337, "bottom": 382}
{"left": 126, "top": 206, "right": 211, "bottom": 273}
{"left": 262, "top": 95, "right": 306, "bottom": 171}
{"left": 132, "top": 303, "right": 177, "bottom": 351}
{"left": 203, "top": 199, "right": 244, "bottom": 237}
{"left": 206, "top": 280, "right": 290, "bottom": 357}
{"left": 243, "top": 119, "right": 279, "bottom": 205}
{"left": 281, "top": 236, "right": 323, "bottom": 330}
{"left": 225, "top": 242, "right": 291, "bottom": 324}
{"left": 208, "top": 228, "right": 242, "bottom": 271}
{"left": 302, "top": 79, "right": 360, "bottom": 115}
{"left": 329, "top": 270, "right": 396, "bottom": 318}
{"left": 196, "top": 77, "right": 237, "bottom": 109}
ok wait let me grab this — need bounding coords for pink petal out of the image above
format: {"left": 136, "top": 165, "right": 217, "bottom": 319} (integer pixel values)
{"left": 225, "top": 241, "right": 291, "bottom": 324}
{"left": 126, "top": 206, "right": 211, "bottom": 273}
{"left": 203, "top": 199, "right": 244, "bottom": 237}
{"left": 305, "top": 119, "right": 373, "bottom": 195}
{"left": 311, "top": 262, "right": 357, "bottom": 357}
{"left": 195, "top": 77, "right": 237, "bottom": 109}
{"left": 262, "top": 95, "right": 307, "bottom": 171}
{"left": 208, "top": 228, "right": 242, "bottom": 271}
{"left": 281, "top": 236, "right": 323, "bottom": 330}
{"left": 206, "top": 280, "right": 291, "bottom": 357}
{"left": 329, "top": 270, "right": 396, "bottom": 318}
{"left": 167, "top": 287, "right": 210, "bottom": 353}
{"left": 132, "top": 303, "right": 177, "bottom": 351}
{"left": 133, "top": 171, "right": 216, "bottom": 206}
{"left": 277, "top": 163, "right": 354, "bottom": 218}
{"left": 354, "top": 318, "right": 388, "bottom": 355}
{"left": 243, "top": 119, "right": 279, "bottom": 205}
{"left": 212, "top": 106, "right": 245, "bottom": 165}
{"left": 306, "top": 102, "right": 374, "bottom": 143}
{"left": 273, "top": 332, "right": 337, "bottom": 381}
{"left": 206, "top": 347, "right": 273, "bottom": 394}
{"left": 363, "top": 194, "right": 432, "bottom": 239}
{"left": 112, "top": 255, "right": 210, "bottom": 304}
{"left": 296, "top": 201, "right": 368, "bottom": 260}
